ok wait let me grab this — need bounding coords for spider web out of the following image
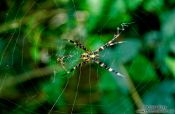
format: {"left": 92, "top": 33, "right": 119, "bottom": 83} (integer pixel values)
{"left": 0, "top": 0, "right": 171, "bottom": 114}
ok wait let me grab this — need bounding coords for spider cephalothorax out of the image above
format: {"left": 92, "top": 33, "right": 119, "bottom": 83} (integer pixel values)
{"left": 81, "top": 51, "right": 99, "bottom": 62}
{"left": 58, "top": 22, "right": 133, "bottom": 77}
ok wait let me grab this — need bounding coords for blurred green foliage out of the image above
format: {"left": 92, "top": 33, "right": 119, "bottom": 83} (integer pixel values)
{"left": 0, "top": 0, "right": 175, "bottom": 114}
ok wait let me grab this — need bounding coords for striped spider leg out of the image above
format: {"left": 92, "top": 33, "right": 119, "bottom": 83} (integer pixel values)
{"left": 67, "top": 39, "right": 89, "bottom": 51}
{"left": 94, "top": 22, "right": 134, "bottom": 53}
{"left": 94, "top": 40, "right": 126, "bottom": 53}
{"left": 114, "top": 22, "right": 134, "bottom": 40}
{"left": 94, "top": 59, "right": 124, "bottom": 77}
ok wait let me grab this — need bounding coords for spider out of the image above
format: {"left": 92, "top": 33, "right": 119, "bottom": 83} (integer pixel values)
{"left": 58, "top": 22, "right": 133, "bottom": 77}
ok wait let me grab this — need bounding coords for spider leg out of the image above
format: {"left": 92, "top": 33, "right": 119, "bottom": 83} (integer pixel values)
{"left": 94, "top": 59, "right": 124, "bottom": 77}
{"left": 57, "top": 55, "right": 72, "bottom": 63}
{"left": 108, "top": 41, "right": 126, "bottom": 46}
{"left": 111, "top": 22, "right": 134, "bottom": 43}
{"left": 94, "top": 22, "right": 134, "bottom": 53}
{"left": 66, "top": 39, "right": 89, "bottom": 51}
{"left": 67, "top": 61, "right": 87, "bottom": 74}
{"left": 57, "top": 55, "right": 72, "bottom": 72}
{"left": 94, "top": 41, "right": 126, "bottom": 53}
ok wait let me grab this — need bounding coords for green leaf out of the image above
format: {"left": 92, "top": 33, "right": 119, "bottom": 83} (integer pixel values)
{"left": 143, "top": 80, "right": 175, "bottom": 109}
{"left": 86, "top": 0, "right": 105, "bottom": 16}
{"left": 42, "top": 74, "right": 67, "bottom": 107}
{"left": 161, "top": 9, "right": 175, "bottom": 39}
{"left": 100, "top": 92, "right": 134, "bottom": 114}
{"left": 114, "top": 39, "right": 141, "bottom": 63}
{"left": 124, "top": 0, "right": 142, "bottom": 10}
{"left": 98, "top": 72, "right": 118, "bottom": 91}
{"left": 30, "top": 47, "right": 40, "bottom": 62}
{"left": 87, "top": 34, "right": 110, "bottom": 50}
{"left": 108, "top": 0, "right": 131, "bottom": 27}
{"left": 144, "top": 0, "right": 164, "bottom": 12}
{"left": 86, "top": 0, "right": 106, "bottom": 31}
{"left": 129, "top": 55, "right": 158, "bottom": 82}
{"left": 165, "top": 57, "right": 175, "bottom": 78}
